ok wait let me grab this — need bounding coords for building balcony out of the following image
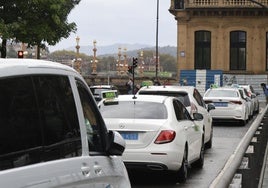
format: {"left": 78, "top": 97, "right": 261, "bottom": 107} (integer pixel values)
{"left": 170, "top": 0, "right": 268, "bottom": 9}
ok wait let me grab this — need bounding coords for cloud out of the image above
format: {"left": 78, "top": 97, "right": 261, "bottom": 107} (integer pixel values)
{"left": 49, "top": 0, "right": 177, "bottom": 52}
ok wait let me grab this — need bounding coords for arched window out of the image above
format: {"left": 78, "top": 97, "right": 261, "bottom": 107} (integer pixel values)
{"left": 194, "top": 31, "right": 211, "bottom": 69}
{"left": 230, "top": 31, "right": 246, "bottom": 70}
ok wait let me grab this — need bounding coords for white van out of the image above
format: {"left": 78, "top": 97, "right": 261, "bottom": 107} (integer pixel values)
{"left": 0, "top": 59, "right": 131, "bottom": 188}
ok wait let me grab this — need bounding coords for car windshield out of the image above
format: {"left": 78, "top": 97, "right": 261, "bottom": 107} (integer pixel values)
{"left": 99, "top": 101, "right": 167, "bottom": 119}
{"left": 138, "top": 91, "right": 191, "bottom": 107}
{"left": 205, "top": 90, "right": 239, "bottom": 98}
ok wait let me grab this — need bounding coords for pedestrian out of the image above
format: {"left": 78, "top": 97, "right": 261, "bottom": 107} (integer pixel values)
{"left": 260, "top": 83, "right": 268, "bottom": 104}
{"left": 126, "top": 78, "right": 133, "bottom": 94}
{"left": 153, "top": 78, "right": 161, "bottom": 86}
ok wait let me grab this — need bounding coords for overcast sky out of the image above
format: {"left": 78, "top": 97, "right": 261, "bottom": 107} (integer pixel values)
{"left": 49, "top": 0, "right": 177, "bottom": 52}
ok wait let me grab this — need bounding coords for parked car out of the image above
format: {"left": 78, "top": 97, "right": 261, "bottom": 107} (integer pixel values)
{"left": 203, "top": 87, "right": 249, "bottom": 125}
{"left": 238, "top": 87, "right": 254, "bottom": 119}
{"left": 99, "top": 94, "right": 205, "bottom": 183}
{"left": 89, "top": 85, "right": 119, "bottom": 102}
{"left": 0, "top": 59, "right": 131, "bottom": 188}
{"left": 137, "top": 85, "right": 215, "bottom": 148}
{"left": 240, "top": 84, "right": 260, "bottom": 114}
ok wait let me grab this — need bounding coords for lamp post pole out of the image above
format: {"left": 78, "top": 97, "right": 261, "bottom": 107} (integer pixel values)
{"left": 155, "top": 0, "right": 159, "bottom": 79}
{"left": 75, "top": 36, "right": 81, "bottom": 74}
{"left": 91, "top": 40, "right": 97, "bottom": 75}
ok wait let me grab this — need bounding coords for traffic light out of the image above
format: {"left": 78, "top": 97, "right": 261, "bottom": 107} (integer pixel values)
{"left": 128, "top": 65, "right": 133, "bottom": 74}
{"left": 133, "top": 58, "right": 138, "bottom": 68}
{"left": 17, "top": 51, "right": 24, "bottom": 58}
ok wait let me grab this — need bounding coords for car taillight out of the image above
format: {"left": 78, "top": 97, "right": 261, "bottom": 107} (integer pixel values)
{"left": 230, "top": 100, "right": 242, "bottom": 105}
{"left": 154, "top": 130, "right": 176, "bottom": 144}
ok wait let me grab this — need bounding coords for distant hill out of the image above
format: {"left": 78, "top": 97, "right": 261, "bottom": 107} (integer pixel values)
{"left": 60, "top": 43, "right": 177, "bottom": 57}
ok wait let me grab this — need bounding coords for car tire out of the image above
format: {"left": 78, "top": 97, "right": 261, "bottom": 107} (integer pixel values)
{"left": 177, "top": 148, "right": 188, "bottom": 183}
{"left": 194, "top": 136, "right": 205, "bottom": 168}
{"left": 205, "top": 128, "right": 213, "bottom": 149}
{"left": 240, "top": 119, "right": 247, "bottom": 126}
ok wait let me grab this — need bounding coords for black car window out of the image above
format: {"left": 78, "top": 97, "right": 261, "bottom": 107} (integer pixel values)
{"left": 76, "top": 80, "right": 105, "bottom": 154}
{"left": 173, "top": 99, "right": 191, "bottom": 121}
{"left": 193, "top": 89, "right": 206, "bottom": 108}
{"left": 0, "top": 75, "right": 82, "bottom": 171}
{"left": 139, "top": 91, "right": 191, "bottom": 107}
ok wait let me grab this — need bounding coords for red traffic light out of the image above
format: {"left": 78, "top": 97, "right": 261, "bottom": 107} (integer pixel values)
{"left": 128, "top": 66, "right": 133, "bottom": 74}
{"left": 17, "top": 51, "right": 24, "bottom": 58}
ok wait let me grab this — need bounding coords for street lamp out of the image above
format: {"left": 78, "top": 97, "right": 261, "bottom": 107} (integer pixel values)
{"left": 139, "top": 50, "right": 144, "bottom": 77}
{"left": 123, "top": 48, "right": 128, "bottom": 75}
{"left": 117, "top": 47, "right": 122, "bottom": 75}
{"left": 91, "top": 40, "right": 98, "bottom": 75}
{"left": 75, "top": 36, "right": 81, "bottom": 74}
{"left": 155, "top": 0, "right": 159, "bottom": 79}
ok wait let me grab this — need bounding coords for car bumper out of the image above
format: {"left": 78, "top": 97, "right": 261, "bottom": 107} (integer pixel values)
{"left": 122, "top": 149, "right": 183, "bottom": 171}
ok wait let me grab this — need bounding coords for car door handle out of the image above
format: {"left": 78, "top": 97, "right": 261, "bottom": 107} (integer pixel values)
{"left": 94, "top": 165, "right": 102, "bottom": 175}
{"left": 81, "top": 166, "right": 91, "bottom": 176}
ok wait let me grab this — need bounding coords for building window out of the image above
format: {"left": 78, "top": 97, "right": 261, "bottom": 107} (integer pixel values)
{"left": 194, "top": 31, "right": 211, "bottom": 69}
{"left": 175, "top": 0, "right": 184, "bottom": 9}
{"left": 230, "top": 31, "right": 246, "bottom": 70}
{"left": 266, "top": 32, "right": 268, "bottom": 71}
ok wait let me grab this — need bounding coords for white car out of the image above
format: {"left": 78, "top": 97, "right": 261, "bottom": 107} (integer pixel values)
{"left": 238, "top": 87, "right": 254, "bottom": 119}
{"left": 203, "top": 87, "right": 249, "bottom": 125}
{"left": 137, "top": 85, "right": 215, "bottom": 148}
{"left": 89, "top": 85, "right": 119, "bottom": 102}
{"left": 99, "top": 94, "right": 204, "bottom": 183}
{"left": 0, "top": 59, "right": 131, "bottom": 188}
{"left": 240, "top": 84, "right": 260, "bottom": 114}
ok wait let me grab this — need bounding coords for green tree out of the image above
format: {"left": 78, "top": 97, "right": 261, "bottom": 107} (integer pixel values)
{"left": 0, "top": 0, "right": 80, "bottom": 59}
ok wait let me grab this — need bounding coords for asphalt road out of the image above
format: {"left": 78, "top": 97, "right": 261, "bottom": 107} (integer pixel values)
{"left": 130, "top": 113, "right": 259, "bottom": 188}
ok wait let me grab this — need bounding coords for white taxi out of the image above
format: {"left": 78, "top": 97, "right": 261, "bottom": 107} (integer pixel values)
{"left": 99, "top": 94, "right": 204, "bottom": 183}
{"left": 203, "top": 87, "right": 249, "bottom": 125}
{"left": 137, "top": 85, "right": 215, "bottom": 148}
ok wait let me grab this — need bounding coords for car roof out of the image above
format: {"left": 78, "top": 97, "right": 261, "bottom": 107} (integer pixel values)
{"left": 138, "top": 85, "right": 195, "bottom": 93}
{"left": 209, "top": 87, "right": 239, "bottom": 91}
{"left": 90, "top": 85, "right": 115, "bottom": 89}
{"left": 117, "top": 94, "right": 171, "bottom": 103}
{"left": 0, "top": 58, "right": 78, "bottom": 77}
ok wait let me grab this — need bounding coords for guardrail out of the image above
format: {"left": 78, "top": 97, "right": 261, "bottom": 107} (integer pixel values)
{"left": 210, "top": 104, "right": 268, "bottom": 188}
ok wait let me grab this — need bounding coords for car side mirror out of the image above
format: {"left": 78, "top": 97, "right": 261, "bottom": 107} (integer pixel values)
{"left": 193, "top": 113, "right": 203, "bottom": 121}
{"left": 106, "top": 130, "right": 126, "bottom": 156}
{"left": 207, "top": 103, "right": 215, "bottom": 112}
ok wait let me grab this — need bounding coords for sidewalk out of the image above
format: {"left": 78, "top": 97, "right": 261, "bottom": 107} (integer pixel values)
{"left": 259, "top": 102, "right": 268, "bottom": 188}
{"left": 261, "top": 144, "right": 268, "bottom": 187}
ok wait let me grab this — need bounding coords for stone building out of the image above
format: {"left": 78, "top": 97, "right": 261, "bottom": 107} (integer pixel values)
{"left": 169, "top": 0, "right": 268, "bottom": 75}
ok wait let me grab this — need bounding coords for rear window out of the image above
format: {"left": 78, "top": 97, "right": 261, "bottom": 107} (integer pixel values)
{"left": 138, "top": 91, "right": 191, "bottom": 107}
{"left": 205, "top": 89, "right": 239, "bottom": 97}
{"left": 99, "top": 101, "right": 167, "bottom": 119}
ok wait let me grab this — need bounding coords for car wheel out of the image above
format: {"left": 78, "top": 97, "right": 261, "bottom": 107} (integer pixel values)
{"left": 177, "top": 148, "right": 188, "bottom": 183}
{"left": 194, "top": 136, "right": 205, "bottom": 168}
{"left": 205, "top": 127, "right": 213, "bottom": 149}
{"left": 240, "top": 119, "right": 247, "bottom": 126}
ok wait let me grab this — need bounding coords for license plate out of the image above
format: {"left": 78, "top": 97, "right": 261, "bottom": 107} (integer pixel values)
{"left": 213, "top": 102, "right": 228, "bottom": 107}
{"left": 120, "top": 132, "right": 138, "bottom": 140}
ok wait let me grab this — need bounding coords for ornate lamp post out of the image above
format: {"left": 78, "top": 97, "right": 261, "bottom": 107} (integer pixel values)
{"left": 75, "top": 36, "right": 81, "bottom": 74}
{"left": 91, "top": 40, "right": 98, "bottom": 75}
{"left": 123, "top": 48, "right": 128, "bottom": 75}
{"left": 117, "top": 47, "right": 122, "bottom": 75}
{"left": 139, "top": 50, "right": 144, "bottom": 77}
